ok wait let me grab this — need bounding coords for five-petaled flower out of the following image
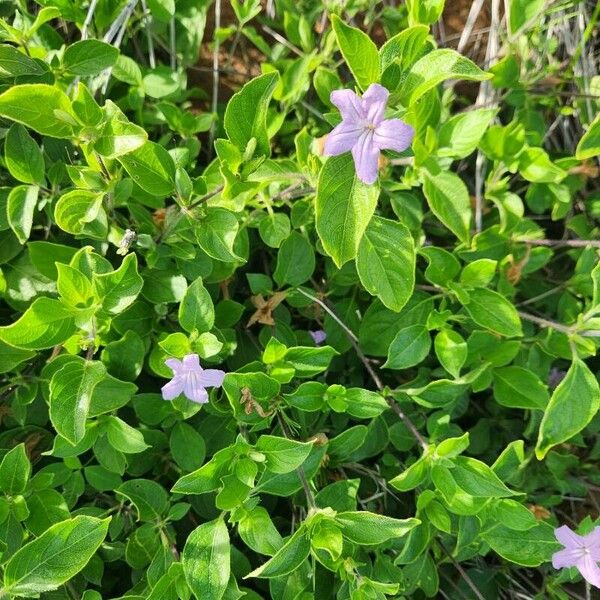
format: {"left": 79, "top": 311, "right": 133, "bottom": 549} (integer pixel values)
{"left": 162, "top": 354, "right": 226, "bottom": 404}
{"left": 309, "top": 330, "right": 327, "bottom": 345}
{"left": 324, "top": 83, "right": 414, "bottom": 185}
{"left": 552, "top": 525, "right": 600, "bottom": 588}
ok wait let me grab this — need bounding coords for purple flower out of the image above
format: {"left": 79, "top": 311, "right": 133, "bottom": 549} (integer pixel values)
{"left": 162, "top": 354, "right": 226, "bottom": 404}
{"left": 552, "top": 525, "right": 600, "bottom": 588}
{"left": 309, "top": 330, "right": 327, "bottom": 345}
{"left": 324, "top": 83, "right": 414, "bottom": 185}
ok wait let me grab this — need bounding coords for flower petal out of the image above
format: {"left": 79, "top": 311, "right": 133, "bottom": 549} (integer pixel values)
{"left": 351, "top": 130, "right": 380, "bottom": 185}
{"left": 586, "top": 527, "right": 600, "bottom": 561}
{"left": 555, "top": 525, "right": 585, "bottom": 550}
{"left": 199, "top": 369, "right": 226, "bottom": 388}
{"left": 330, "top": 89, "right": 364, "bottom": 122}
{"left": 577, "top": 554, "right": 600, "bottom": 588}
{"left": 165, "top": 358, "right": 182, "bottom": 373}
{"left": 374, "top": 119, "right": 415, "bottom": 153}
{"left": 552, "top": 548, "right": 580, "bottom": 569}
{"left": 182, "top": 354, "right": 201, "bottom": 370}
{"left": 583, "top": 527, "right": 600, "bottom": 551}
{"left": 310, "top": 330, "right": 327, "bottom": 345}
{"left": 161, "top": 377, "right": 184, "bottom": 400}
{"left": 183, "top": 372, "right": 209, "bottom": 404}
{"left": 324, "top": 121, "right": 363, "bottom": 156}
{"left": 362, "top": 83, "right": 389, "bottom": 125}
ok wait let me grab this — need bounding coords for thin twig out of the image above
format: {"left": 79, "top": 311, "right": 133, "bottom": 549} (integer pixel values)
{"left": 81, "top": 0, "right": 99, "bottom": 39}
{"left": 518, "top": 311, "right": 600, "bottom": 337}
{"left": 207, "top": 0, "right": 221, "bottom": 159}
{"left": 277, "top": 413, "right": 316, "bottom": 510}
{"left": 456, "top": 0, "right": 486, "bottom": 54}
{"left": 140, "top": 0, "right": 155, "bottom": 69}
{"left": 262, "top": 24, "right": 303, "bottom": 57}
{"left": 169, "top": 17, "right": 176, "bottom": 70}
{"left": 156, "top": 185, "right": 224, "bottom": 243}
{"left": 295, "top": 288, "right": 428, "bottom": 450}
{"left": 437, "top": 539, "right": 486, "bottom": 600}
{"left": 517, "top": 238, "right": 600, "bottom": 249}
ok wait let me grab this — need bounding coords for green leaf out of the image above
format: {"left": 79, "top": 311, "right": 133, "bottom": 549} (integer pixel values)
{"left": 390, "top": 455, "right": 430, "bottom": 491}
{"left": 63, "top": 39, "right": 119, "bottom": 76}
{"left": 400, "top": 49, "right": 491, "bottom": 106}
{"left": 5, "top": 123, "right": 44, "bottom": 185}
{"left": 0, "top": 84, "right": 76, "bottom": 138}
{"left": 182, "top": 518, "right": 230, "bottom": 600}
{"left": 246, "top": 525, "right": 310, "bottom": 578}
{"left": 196, "top": 208, "right": 242, "bottom": 263}
{"left": 72, "top": 82, "right": 102, "bottom": 126}
{"left": 54, "top": 189, "right": 104, "bottom": 235}
{"left": 330, "top": 15, "right": 379, "bottom": 90}
{"left": 576, "top": 113, "right": 600, "bottom": 160}
{"left": 93, "top": 253, "right": 144, "bottom": 315}
{"left": 56, "top": 263, "right": 93, "bottom": 307}
{"left": 147, "top": 0, "right": 176, "bottom": 22}
{"left": 258, "top": 213, "right": 290, "bottom": 248}
{"left": 273, "top": 232, "right": 315, "bottom": 287}
{"left": 2, "top": 516, "right": 109, "bottom": 597}
{"left": 508, "top": 0, "right": 546, "bottom": 36}
{"left": 0, "top": 45, "right": 45, "bottom": 77}
{"left": 518, "top": 147, "right": 566, "bottom": 183}
{"left": 316, "top": 154, "right": 379, "bottom": 267}
{"left": 170, "top": 422, "right": 206, "bottom": 472}
{"left": 536, "top": 359, "right": 600, "bottom": 459}
{"left": 380, "top": 25, "right": 429, "bottom": 74}
{"left": 178, "top": 276, "right": 215, "bottom": 333}
{"left": 116, "top": 479, "right": 168, "bottom": 522}
{"left": 450, "top": 456, "right": 518, "bottom": 498}
{"left": 438, "top": 108, "right": 497, "bottom": 159}
{"left": 336, "top": 511, "right": 419, "bottom": 544}
{"left": 238, "top": 506, "right": 283, "bottom": 556}
{"left": 7, "top": 184, "right": 39, "bottom": 244}
{"left": 406, "top": 0, "right": 445, "bottom": 25}
{"left": 106, "top": 416, "right": 149, "bottom": 453}
{"left": 357, "top": 216, "right": 415, "bottom": 312}
{"left": 284, "top": 345, "right": 338, "bottom": 378}
{"left": 481, "top": 522, "right": 559, "bottom": 567}
{"left": 343, "top": 388, "right": 388, "bottom": 419}
{"left": 434, "top": 329, "right": 467, "bottom": 378}
{"left": 0, "top": 341, "right": 35, "bottom": 374}
{"left": 224, "top": 72, "right": 279, "bottom": 157}
{"left": 49, "top": 359, "right": 106, "bottom": 444}
{"left": 117, "top": 141, "right": 176, "bottom": 196}
{"left": 255, "top": 435, "right": 313, "bottom": 474}
{"left": 383, "top": 324, "right": 431, "bottom": 369}
{"left": 328, "top": 426, "right": 369, "bottom": 462}
{"left": 94, "top": 100, "right": 147, "bottom": 158}
{"left": 423, "top": 170, "right": 471, "bottom": 243}
{"left": 0, "top": 297, "right": 76, "bottom": 350}
{"left": 171, "top": 447, "right": 235, "bottom": 495}
{"left": 493, "top": 366, "right": 548, "bottom": 410}
{"left": 462, "top": 288, "right": 523, "bottom": 337}
{"left": 0, "top": 443, "right": 30, "bottom": 495}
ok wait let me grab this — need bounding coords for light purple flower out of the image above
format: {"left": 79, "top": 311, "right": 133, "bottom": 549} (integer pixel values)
{"left": 161, "top": 354, "right": 226, "bottom": 404}
{"left": 324, "top": 83, "right": 414, "bottom": 185}
{"left": 552, "top": 525, "right": 600, "bottom": 588}
{"left": 309, "top": 330, "right": 327, "bottom": 345}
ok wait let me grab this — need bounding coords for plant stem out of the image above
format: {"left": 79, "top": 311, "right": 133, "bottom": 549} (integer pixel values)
{"left": 296, "top": 288, "right": 428, "bottom": 451}
{"left": 207, "top": 0, "right": 221, "bottom": 159}
{"left": 437, "top": 539, "right": 486, "bottom": 600}
{"left": 517, "top": 238, "right": 600, "bottom": 248}
{"left": 277, "top": 413, "right": 316, "bottom": 511}
{"left": 518, "top": 311, "right": 600, "bottom": 337}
